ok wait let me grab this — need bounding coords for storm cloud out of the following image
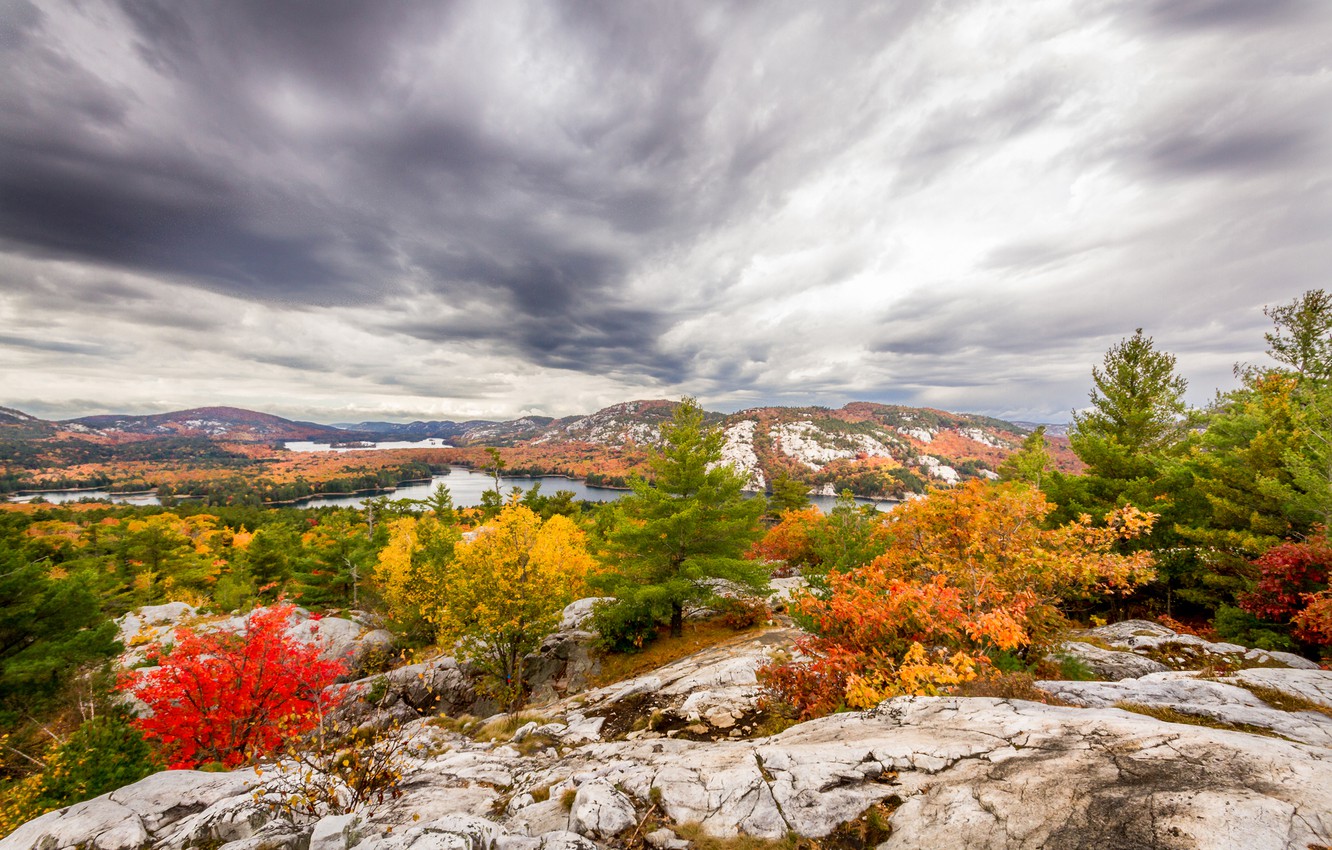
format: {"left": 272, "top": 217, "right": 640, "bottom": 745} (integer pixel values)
{"left": 1, "top": 0, "right": 1329, "bottom": 423}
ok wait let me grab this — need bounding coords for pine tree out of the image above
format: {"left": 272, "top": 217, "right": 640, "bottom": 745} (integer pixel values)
{"left": 1070, "top": 329, "right": 1190, "bottom": 481}
{"left": 603, "top": 398, "right": 767, "bottom": 638}
{"left": 998, "top": 426, "right": 1053, "bottom": 490}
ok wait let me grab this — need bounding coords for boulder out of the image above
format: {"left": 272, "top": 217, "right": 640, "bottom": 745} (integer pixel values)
{"left": 567, "top": 779, "right": 637, "bottom": 839}
{"left": 309, "top": 813, "right": 363, "bottom": 850}
{"left": 559, "top": 598, "right": 614, "bottom": 631}
{"left": 1053, "top": 640, "right": 1169, "bottom": 680}
{"left": 525, "top": 630, "right": 600, "bottom": 705}
{"left": 116, "top": 601, "right": 198, "bottom": 645}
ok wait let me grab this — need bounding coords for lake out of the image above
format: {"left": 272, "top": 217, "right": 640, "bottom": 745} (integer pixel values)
{"left": 283, "top": 438, "right": 454, "bottom": 452}
{"left": 6, "top": 465, "right": 895, "bottom": 512}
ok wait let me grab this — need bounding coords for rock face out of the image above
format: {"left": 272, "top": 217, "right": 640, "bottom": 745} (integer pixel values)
{"left": 1053, "top": 640, "right": 1170, "bottom": 681}
{"left": 1038, "top": 671, "right": 1332, "bottom": 748}
{"left": 10, "top": 692, "right": 1332, "bottom": 850}
{"left": 116, "top": 604, "right": 395, "bottom": 678}
{"left": 12, "top": 612, "right": 1331, "bottom": 850}
{"left": 1071, "top": 618, "right": 1322, "bottom": 672}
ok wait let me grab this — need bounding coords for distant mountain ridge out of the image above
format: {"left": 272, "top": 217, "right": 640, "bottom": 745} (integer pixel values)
{"left": 58, "top": 406, "right": 360, "bottom": 442}
{"left": 340, "top": 399, "right": 685, "bottom": 446}
{"left": 1, "top": 399, "right": 1080, "bottom": 498}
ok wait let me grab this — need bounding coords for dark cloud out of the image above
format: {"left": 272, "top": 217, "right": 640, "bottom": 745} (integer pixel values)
{"left": 2, "top": 0, "right": 1329, "bottom": 422}
{"left": 0, "top": 333, "right": 104, "bottom": 355}
{"left": 1133, "top": 0, "right": 1323, "bottom": 32}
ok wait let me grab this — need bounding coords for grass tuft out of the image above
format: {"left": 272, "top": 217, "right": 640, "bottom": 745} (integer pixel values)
{"left": 1237, "top": 683, "right": 1332, "bottom": 718}
{"left": 1113, "top": 702, "right": 1285, "bottom": 739}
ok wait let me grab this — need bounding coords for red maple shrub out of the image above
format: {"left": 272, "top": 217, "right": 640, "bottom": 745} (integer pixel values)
{"left": 1240, "top": 539, "right": 1332, "bottom": 623}
{"left": 118, "top": 605, "right": 346, "bottom": 769}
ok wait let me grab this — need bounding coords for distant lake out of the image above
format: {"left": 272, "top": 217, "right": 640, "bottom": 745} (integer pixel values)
{"left": 8, "top": 465, "right": 895, "bottom": 513}
{"left": 283, "top": 438, "right": 454, "bottom": 452}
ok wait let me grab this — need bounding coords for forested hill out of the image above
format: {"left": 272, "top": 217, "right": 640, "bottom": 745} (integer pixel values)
{"left": 61, "top": 406, "right": 362, "bottom": 442}
{"left": 0, "top": 399, "right": 1076, "bottom": 500}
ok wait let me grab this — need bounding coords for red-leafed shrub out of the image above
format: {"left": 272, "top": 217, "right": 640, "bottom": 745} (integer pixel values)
{"left": 118, "top": 605, "right": 346, "bottom": 769}
{"left": 1240, "top": 539, "right": 1332, "bottom": 623}
{"left": 1293, "top": 591, "right": 1332, "bottom": 645}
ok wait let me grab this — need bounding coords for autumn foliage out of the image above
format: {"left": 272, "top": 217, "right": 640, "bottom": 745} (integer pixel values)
{"left": 1240, "top": 538, "right": 1332, "bottom": 645}
{"left": 118, "top": 605, "right": 346, "bottom": 769}
{"left": 418, "top": 501, "right": 594, "bottom": 708}
{"left": 762, "top": 481, "right": 1157, "bottom": 718}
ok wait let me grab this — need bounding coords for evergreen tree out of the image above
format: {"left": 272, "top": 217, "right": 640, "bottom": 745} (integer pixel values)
{"left": 602, "top": 398, "right": 767, "bottom": 638}
{"left": 768, "top": 471, "right": 812, "bottom": 514}
{"left": 1263, "top": 289, "right": 1332, "bottom": 380}
{"left": 0, "top": 521, "right": 118, "bottom": 722}
{"left": 1070, "top": 328, "right": 1190, "bottom": 481}
{"left": 998, "top": 426, "right": 1053, "bottom": 490}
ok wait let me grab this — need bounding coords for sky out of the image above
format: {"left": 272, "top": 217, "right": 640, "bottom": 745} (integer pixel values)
{"left": 2, "top": 0, "right": 1330, "bottom": 425}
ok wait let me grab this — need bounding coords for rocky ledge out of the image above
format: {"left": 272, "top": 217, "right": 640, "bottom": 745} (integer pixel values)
{"left": 7, "top": 616, "right": 1330, "bottom": 850}
{"left": 6, "top": 686, "right": 1332, "bottom": 850}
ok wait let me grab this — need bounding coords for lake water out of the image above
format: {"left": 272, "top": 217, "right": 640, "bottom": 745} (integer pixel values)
{"left": 283, "top": 439, "right": 454, "bottom": 452}
{"left": 7, "top": 465, "right": 895, "bottom": 512}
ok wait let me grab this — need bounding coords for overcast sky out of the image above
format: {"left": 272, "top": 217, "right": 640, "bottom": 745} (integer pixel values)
{"left": 2, "top": 0, "right": 1329, "bottom": 424}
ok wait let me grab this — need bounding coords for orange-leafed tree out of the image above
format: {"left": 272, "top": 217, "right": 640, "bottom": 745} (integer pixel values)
{"left": 762, "top": 481, "right": 1156, "bottom": 718}
{"left": 118, "top": 605, "right": 346, "bottom": 769}
{"left": 748, "top": 507, "right": 826, "bottom": 569}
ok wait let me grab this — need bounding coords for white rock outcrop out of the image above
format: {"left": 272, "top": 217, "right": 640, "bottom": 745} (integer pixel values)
{"left": 710, "top": 420, "right": 765, "bottom": 491}
{"left": 14, "top": 693, "right": 1332, "bottom": 850}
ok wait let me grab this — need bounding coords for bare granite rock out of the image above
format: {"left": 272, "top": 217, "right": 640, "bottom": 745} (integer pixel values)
{"left": 1222, "top": 667, "right": 1332, "bottom": 708}
{"left": 1038, "top": 670, "right": 1332, "bottom": 748}
{"left": 9, "top": 694, "right": 1332, "bottom": 850}
{"left": 1053, "top": 640, "right": 1170, "bottom": 681}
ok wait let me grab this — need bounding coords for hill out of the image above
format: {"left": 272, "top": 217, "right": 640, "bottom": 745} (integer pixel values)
{"left": 62, "top": 406, "right": 361, "bottom": 443}
{"left": 0, "top": 400, "right": 1078, "bottom": 500}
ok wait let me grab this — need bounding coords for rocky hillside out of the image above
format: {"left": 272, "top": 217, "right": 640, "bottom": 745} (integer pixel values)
{"left": 347, "top": 399, "right": 1078, "bottom": 497}
{"left": 62, "top": 406, "right": 360, "bottom": 443}
{"left": 6, "top": 601, "right": 1330, "bottom": 850}
{"left": 708, "top": 402, "right": 1079, "bottom": 494}
{"left": 1, "top": 399, "right": 1075, "bottom": 500}
{"left": 344, "top": 400, "right": 690, "bottom": 448}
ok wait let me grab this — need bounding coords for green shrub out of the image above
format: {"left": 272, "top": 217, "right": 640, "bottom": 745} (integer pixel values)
{"left": 1213, "top": 604, "right": 1298, "bottom": 652}
{"left": 590, "top": 599, "right": 659, "bottom": 654}
{"left": 0, "top": 710, "right": 162, "bottom": 833}
{"left": 38, "top": 711, "right": 162, "bottom": 804}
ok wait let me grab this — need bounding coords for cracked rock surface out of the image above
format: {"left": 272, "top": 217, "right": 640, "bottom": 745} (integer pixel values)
{"left": 7, "top": 693, "right": 1331, "bottom": 850}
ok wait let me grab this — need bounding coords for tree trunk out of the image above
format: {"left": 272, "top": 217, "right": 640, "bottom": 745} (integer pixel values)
{"left": 670, "top": 603, "right": 683, "bottom": 638}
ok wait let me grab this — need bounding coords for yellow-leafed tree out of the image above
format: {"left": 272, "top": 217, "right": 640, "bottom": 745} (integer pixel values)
{"left": 374, "top": 515, "right": 459, "bottom": 642}
{"left": 426, "top": 501, "right": 593, "bottom": 708}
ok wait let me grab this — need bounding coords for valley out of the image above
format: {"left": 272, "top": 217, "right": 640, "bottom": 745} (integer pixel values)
{"left": 1, "top": 400, "right": 1079, "bottom": 506}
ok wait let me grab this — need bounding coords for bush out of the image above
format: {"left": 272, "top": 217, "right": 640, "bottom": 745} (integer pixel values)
{"left": 590, "top": 599, "right": 659, "bottom": 653}
{"left": 715, "top": 597, "right": 768, "bottom": 631}
{"left": 0, "top": 711, "right": 161, "bottom": 835}
{"left": 118, "top": 605, "right": 347, "bottom": 768}
{"left": 1213, "top": 604, "right": 1298, "bottom": 652}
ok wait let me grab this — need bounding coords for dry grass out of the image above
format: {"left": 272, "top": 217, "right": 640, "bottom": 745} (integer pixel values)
{"left": 955, "top": 672, "right": 1071, "bottom": 705}
{"left": 672, "top": 823, "right": 801, "bottom": 850}
{"left": 592, "top": 620, "right": 765, "bottom": 687}
{"left": 470, "top": 711, "right": 551, "bottom": 742}
{"left": 1239, "top": 684, "right": 1332, "bottom": 718}
{"left": 1113, "top": 702, "right": 1285, "bottom": 739}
